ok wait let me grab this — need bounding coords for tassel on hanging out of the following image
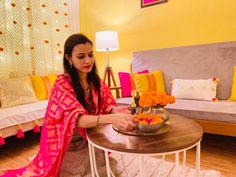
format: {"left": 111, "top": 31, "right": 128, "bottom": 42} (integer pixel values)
{"left": 0, "top": 132, "right": 5, "bottom": 145}
{"left": 34, "top": 124, "right": 40, "bottom": 133}
{"left": 17, "top": 124, "right": 24, "bottom": 138}
{"left": 33, "top": 120, "right": 41, "bottom": 133}
{"left": 212, "top": 77, "right": 220, "bottom": 83}
{"left": 212, "top": 98, "right": 219, "bottom": 102}
{"left": 0, "top": 137, "right": 5, "bottom": 145}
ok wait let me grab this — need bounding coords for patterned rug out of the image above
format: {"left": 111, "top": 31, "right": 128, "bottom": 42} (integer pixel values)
{"left": 28, "top": 154, "right": 221, "bottom": 177}
{"left": 110, "top": 153, "right": 221, "bottom": 177}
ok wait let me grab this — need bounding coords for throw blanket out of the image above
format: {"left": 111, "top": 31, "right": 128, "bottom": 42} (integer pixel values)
{"left": 0, "top": 74, "right": 116, "bottom": 177}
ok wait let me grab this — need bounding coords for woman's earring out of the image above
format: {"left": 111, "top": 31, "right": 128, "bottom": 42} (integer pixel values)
{"left": 69, "top": 61, "right": 73, "bottom": 68}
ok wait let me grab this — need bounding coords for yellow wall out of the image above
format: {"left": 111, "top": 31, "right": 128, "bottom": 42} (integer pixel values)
{"left": 79, "top": 0, "right": 236, "bottom": 85}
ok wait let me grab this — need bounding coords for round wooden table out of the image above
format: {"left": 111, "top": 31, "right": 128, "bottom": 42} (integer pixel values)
{"left": 87, "top": 114, "right": 203, "bottom": 177}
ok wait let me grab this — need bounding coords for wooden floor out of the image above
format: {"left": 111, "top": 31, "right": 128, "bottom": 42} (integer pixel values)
{"left": 0, "top": 131, "right": 235, "bottom": 177}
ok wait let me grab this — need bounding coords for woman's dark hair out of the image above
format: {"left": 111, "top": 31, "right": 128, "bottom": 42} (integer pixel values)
{"left": 63, "top": 33, "right": 101, "bottom": 112}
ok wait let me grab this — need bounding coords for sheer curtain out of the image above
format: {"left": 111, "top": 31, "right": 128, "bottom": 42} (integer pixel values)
{"left": 0, "top": 0, "right": 80, "bottom": 79}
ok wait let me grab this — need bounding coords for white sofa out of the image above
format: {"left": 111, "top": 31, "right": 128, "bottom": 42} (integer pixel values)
{"left": 117, "top": 41, "right": 236, "bottom": 137}
{"left": 0, "top": 100, "right": 47, "bottom": 138}
{"left": 0, "top": 75, "right": 57, "bottom": 142}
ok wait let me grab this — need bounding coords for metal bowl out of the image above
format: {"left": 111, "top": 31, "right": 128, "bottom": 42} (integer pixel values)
{"left": 137, "top": 122, "right": 164, "bottom": 133}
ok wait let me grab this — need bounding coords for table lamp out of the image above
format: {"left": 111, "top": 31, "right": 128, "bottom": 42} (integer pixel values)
{"left": 95, "top": 31, "right": 119, "bottom": 87}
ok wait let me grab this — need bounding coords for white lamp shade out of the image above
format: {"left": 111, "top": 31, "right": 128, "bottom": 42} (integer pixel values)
{"left": 95, "top": 31, "right": 119, "bottom": 51}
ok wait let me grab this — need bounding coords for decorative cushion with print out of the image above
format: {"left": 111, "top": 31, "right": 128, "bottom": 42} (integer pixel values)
{"left": 0, "top": 76, "right": 38, "bottom": 108}
{"left": 171, "top": 78, "right": 219, "bottom": 101}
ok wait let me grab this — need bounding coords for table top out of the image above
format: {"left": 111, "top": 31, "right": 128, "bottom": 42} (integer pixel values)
{"left": 86, "top": 114, "right": 203, "bottom": 154}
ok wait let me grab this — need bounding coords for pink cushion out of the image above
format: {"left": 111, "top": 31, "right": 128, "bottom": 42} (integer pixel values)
{"left": 118, "top": 70, "right": 149, "bottom": 97}
{"left": 138, "top": 70, "right": 149, "bottom": 74}
{"left": 118, "top": 72, "right": 131, "bottom": 97}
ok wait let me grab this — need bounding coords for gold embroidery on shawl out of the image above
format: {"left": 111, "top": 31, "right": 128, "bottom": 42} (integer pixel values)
{"left": 51, "top": 103, "right": 57, "bottom": 112}
{"left": 49, "top": 144, "right": 57, "bottom": 151}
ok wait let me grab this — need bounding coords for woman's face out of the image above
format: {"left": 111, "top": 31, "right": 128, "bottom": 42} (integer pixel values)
{"left": 68, "top": 42, "right": 94, "bottom": 76}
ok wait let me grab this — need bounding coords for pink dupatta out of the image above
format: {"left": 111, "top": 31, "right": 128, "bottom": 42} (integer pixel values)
{"left": 0, "top": 74, "right": 116, "bottom": 177}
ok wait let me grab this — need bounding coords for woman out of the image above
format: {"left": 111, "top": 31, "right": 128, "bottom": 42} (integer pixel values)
{"left": 0, "top": 34, "right": 137, "bottom": 177}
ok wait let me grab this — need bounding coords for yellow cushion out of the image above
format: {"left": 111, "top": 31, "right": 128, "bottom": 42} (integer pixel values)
{"left": 30, "top": 74, "right": 57, "bottom": 100}
{"left": 47, "top": 74, "right": 57, "bottom": 86}
{"left": 30, "top": 75, "right": 47, "bottom": 100}
{"left": 229, "top": 66, "right": 236, "bottom": 101}
{"left": 132, "top": 70, "right": 166, "bottom": 93}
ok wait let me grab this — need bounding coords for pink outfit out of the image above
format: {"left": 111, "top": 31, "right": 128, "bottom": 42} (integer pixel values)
{"left": 0, "top": 74, "right": 116, "bottom": 177}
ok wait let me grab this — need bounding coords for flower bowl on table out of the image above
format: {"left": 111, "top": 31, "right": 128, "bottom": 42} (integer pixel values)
{"left": 133, "top": 90, "right": 175, "bottom": 133}
{"left": 136, "top": 113, "right": 164, "bottom": 133}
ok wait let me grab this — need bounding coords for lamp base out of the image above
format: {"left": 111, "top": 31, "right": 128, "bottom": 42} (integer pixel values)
{"left": 103, "top": 66, "right": 116, "bottom": 87}
{"left": 103, "top": 66, "right": 120, "bottom": 98}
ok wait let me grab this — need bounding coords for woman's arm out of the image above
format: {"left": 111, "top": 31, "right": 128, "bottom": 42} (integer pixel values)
{"left": 77, "top": 113, "right": 137, "bottom": 131}
{"left": 110, "top": 105, "right": 130, "bottom": 114}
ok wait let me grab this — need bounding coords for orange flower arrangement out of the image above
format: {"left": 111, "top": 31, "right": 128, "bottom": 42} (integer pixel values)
{"left": 138, "top": 90, "right": 175, "bottom": 107}
{"left": 134, "top": 90, "right": 175, "bottom": 124}
{"left": 135, "top": 113, "right": 163, "bottom": 125}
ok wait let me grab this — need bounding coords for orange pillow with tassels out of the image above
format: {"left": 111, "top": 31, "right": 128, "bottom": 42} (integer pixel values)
{"left": 30, "top": 74, "right": 57, "bottom": 100}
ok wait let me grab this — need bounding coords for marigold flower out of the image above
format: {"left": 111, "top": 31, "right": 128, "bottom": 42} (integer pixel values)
{"left": 139, "top": 97, "right": 146, "bottom": 107}
{"left": 144, "top": 98, "right": 152, "bottom": 107}
{"left": 137, "top": 90, "right": 175, "bottom": 108}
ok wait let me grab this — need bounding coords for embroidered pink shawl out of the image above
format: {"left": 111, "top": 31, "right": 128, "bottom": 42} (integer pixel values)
{"left": 0, "top": 74, "right": 116, "bottom": 177}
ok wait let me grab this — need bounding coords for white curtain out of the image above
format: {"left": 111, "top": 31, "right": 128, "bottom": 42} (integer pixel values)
{"left": 0, "top": 0, "right": 80, "bottom": 79}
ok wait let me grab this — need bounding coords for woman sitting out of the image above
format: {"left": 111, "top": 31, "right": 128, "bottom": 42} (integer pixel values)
{"left": 0, "top": 33, "right": 137, "bottom": 177}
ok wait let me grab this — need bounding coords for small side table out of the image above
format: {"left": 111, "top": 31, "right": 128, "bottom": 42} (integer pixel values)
{"left": 87, "top": 114, "right": 203, "bottom": 177}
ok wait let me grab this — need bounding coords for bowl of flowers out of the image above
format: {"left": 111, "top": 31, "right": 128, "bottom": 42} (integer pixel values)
{"left": 136, "top": 113, "right": 164, "bottom": 133}
{"left": 133, "top": 90, "right": 175, "bottom": 133}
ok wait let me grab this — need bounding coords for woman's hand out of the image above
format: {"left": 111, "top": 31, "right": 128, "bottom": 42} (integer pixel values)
{"left": 111, "top": 113, "right": 138, "bottom": 132}
{"left": 77, "top": 112, "right": 138, "bottom": 131}
{"left": 111, "top": 105, "right": 130, "bottom": 114}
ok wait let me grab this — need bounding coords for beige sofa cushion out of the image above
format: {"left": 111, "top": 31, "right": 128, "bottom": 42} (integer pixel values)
{"left": 171, "top": 78, "right": 218, "bottom": 101}
{"left": 0, "top": 77, "right": 38, "bottom": 108}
